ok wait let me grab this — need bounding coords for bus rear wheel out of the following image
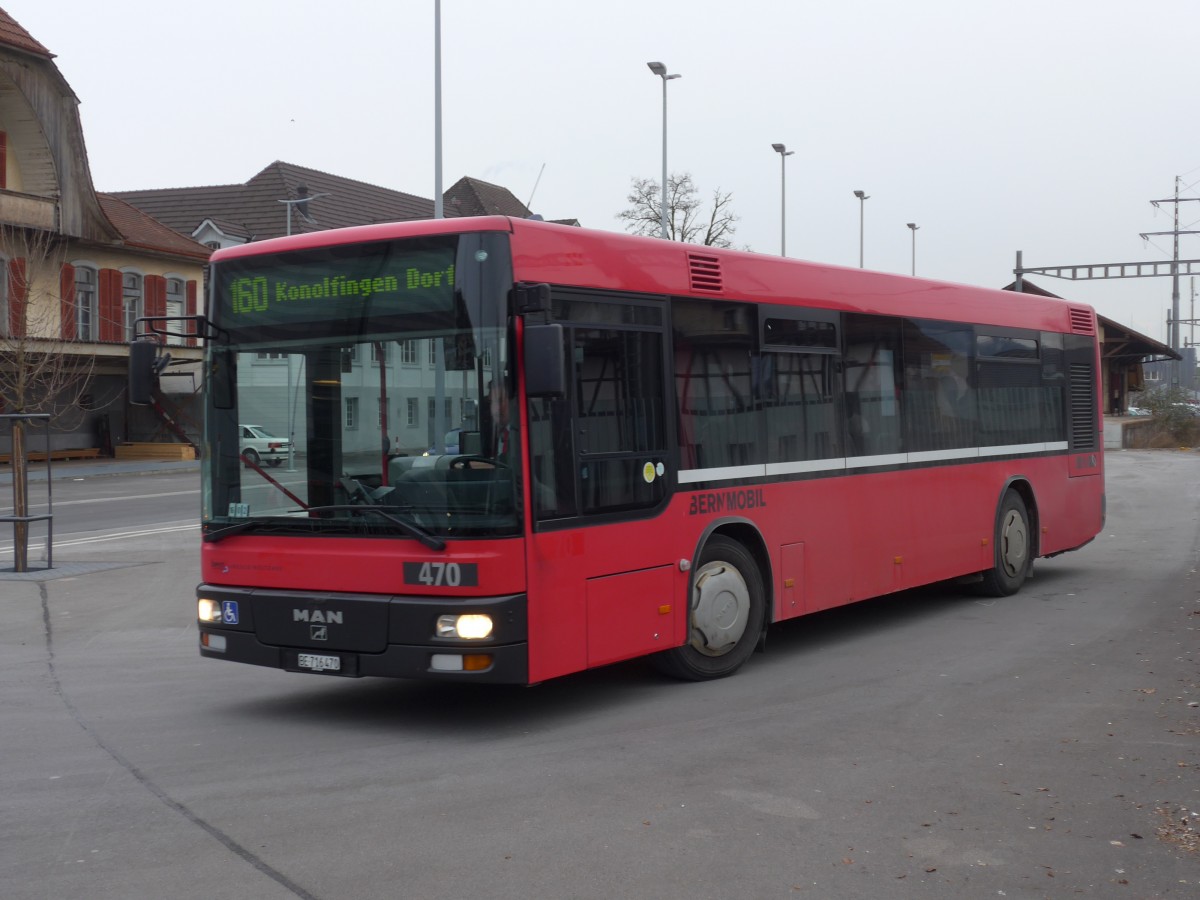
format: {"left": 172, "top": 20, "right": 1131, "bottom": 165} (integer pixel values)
{"left": 978, "top": 489, "right": 1031, "bottom": 597}
{"left": 653, "top": 535, "right": 765, "bottom": 681}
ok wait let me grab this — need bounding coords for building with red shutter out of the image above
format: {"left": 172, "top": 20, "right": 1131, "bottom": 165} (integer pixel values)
{"left": 0, "top": 9, "right": 208, "bottom": 459}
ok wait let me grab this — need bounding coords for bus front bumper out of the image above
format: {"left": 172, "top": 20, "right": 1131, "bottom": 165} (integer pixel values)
{"left": 195, "top": 584, "right": 529, "bottom": 684}
{"left": 200, "top": 628, "right": 529, "bottom": 683}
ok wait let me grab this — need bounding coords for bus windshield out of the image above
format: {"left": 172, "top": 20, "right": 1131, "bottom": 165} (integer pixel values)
{"left": 201, "top": 231, "right": 520, "bottom": 541}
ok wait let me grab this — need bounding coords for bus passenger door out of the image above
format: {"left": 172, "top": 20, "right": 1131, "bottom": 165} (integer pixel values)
{"left": 523, "top": 294, "right": 676, "bottom": 681}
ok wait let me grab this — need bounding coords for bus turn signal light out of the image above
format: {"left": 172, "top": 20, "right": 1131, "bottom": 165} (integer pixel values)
{"left": 430, "top": 653, "right": 494, "bottom": 672}
{"left": 200, "top": 632, "right": 226, "bottom": 652}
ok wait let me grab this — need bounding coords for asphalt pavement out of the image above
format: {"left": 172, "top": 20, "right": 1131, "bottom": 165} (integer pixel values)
{"left": 0, "top": 457, "right": 200, "bottom": 486}
{"left": 1, "top": 450, "right": 1198, "bottom": 899}
{"left": 0, "top": 457, "right": 200, "bottom": 580}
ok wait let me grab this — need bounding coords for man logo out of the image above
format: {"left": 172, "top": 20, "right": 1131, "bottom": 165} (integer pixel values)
{"left": 293, "top": 609, "right": 343, "bottom": 624}
{"left": 310, "top": 625, "right": 328, "bottom": 641}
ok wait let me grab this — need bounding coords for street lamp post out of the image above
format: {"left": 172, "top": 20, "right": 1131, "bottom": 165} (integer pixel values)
{"left": 907, "top": 222, "right": 920, "bottom": 275}
{"left": 434, "top": 0, "right": 443, "bottom": 218}
{"left": 647, "top": 61, "right": 681, "bottom": 240}
{"left": 772, "top": 143, "right": 794, "bottom": 256}
{"left": 853, "top": 190, "right": 869, "bottom": 268}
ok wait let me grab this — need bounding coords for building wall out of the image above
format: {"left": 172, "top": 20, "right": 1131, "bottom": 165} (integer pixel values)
{"left": 13, "top": 249, "right": 203, "bottom": 340}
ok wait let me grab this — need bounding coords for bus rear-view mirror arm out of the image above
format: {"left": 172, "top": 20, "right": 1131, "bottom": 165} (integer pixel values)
{"left": 129, "top": 314, "right": 229, "bottom": 406}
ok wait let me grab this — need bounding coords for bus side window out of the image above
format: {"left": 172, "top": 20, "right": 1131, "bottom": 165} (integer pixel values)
{"left": 902, "top": 319, "right": 975, "bottom": 452}
{"left": 760, "top": 350, "right": 841, "bottom": 462}
{"left": 573, "top": 326, "right": 667, "bottom": 514}
{"left": 843, "top": 315, "right": 903, "bottom": 457}
{"left": 672, "top": 300, "right": 757, "bottom": 471}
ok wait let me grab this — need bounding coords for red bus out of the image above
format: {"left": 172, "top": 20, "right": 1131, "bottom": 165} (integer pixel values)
{"left": 132, "top": 216, "right": 1104, "bottom": 684}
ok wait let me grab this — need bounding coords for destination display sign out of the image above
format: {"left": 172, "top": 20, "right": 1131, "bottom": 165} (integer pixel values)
{"left": 214, "top": 240, "right": 458, "bottom": 335}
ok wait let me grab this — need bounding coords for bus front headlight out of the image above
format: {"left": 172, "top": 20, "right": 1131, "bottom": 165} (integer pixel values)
{"left": 436, "top": 614, "right": 493, "bottom": 640}
{"left": 198, "top": 597, "right": 223, "bottom": 624}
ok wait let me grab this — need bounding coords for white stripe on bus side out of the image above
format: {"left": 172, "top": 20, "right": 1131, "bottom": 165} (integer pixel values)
{"left": 678, "top": 441, "right": 1073, "bottom": 485}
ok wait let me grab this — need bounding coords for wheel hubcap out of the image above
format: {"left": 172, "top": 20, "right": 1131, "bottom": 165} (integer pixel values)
{"left": 999, "top": 509, "right": 1028, "bottom": 577}
{"left": 690, "top": 561, "right": 750, "bottom": 657}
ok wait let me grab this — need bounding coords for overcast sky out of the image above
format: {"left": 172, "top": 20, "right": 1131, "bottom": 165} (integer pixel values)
{"left": 12, "top": 0, "right": 1200, "bottom": 342}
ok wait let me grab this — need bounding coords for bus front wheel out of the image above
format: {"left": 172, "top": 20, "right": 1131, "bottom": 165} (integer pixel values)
{"left": 654, "top": 535, "right": 765, "bottom": 681}
{"left": 978, "top": 489, "right": 1031, "bottom": 597}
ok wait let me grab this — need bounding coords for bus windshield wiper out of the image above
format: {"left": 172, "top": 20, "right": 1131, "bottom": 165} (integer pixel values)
{"left": 204, "top": 519, "right": 270, "bottom": 543}
{"left": 301, "top": 505, "right": 446, "bottom": 551}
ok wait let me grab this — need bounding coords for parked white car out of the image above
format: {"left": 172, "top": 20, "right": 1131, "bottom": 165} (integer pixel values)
{"left": 240, "top": 424, "right": 292, "bottom": 467}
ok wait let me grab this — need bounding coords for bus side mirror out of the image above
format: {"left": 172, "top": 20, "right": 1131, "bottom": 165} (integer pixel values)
{"left": 524, "top": 323, "right": 566, "bottom": 398}
{"left": 129, "top": 340, "right": 162, "bottom": 405}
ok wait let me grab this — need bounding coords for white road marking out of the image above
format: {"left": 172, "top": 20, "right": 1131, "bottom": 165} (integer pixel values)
{"left": 0, "top": 522, "right": 199, "bottom": 554}
{"left": 25, "top": 489, "right": 201, "bottom": 508}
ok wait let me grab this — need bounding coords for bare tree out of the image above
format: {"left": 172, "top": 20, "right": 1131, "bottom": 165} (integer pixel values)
{"left": 0, "top": 224, "right": 94, "bottom": 571}
{"left": 616, "top": 173, "right": 740, "bottom": 248}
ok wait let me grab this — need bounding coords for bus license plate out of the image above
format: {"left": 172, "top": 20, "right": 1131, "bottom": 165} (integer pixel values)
{"left": 297, "top": 653, "right": 341, "bottom": 673}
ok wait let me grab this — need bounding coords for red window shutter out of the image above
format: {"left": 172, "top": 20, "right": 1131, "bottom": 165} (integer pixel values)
{"left": 185, "top": 279, "right": 198, "bottom": 347}
{"left": 98, "top": 268, "right": 121, "bottom": 342}
{"left": 8, "top": 257, "right": 26, "bottom": 337}
{"left": 145, "top": 274, "right": 164, "bottom": 318}
{"left": 60, "top": 263, "right": 76, "bottom": 340}
{"left": 142, "top": 274, "right": 152, "bottom": 320}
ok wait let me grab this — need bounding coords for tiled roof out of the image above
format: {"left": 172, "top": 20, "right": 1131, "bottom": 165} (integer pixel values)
{"left": 114, "top": 161, "right": 444, "bottom": 242}
{"left": 96, "top": 194, "right": 212, "bottom": 261}
{"left": 0, "top": 8, "right": 53, "bottom": 59}
{"left": 444, "top": 176, "right": 532, "bottom": 218}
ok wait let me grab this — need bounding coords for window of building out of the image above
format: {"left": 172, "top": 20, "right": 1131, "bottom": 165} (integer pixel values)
{"left": 407, "top": 397, "right": 418, "bottom": 427}
{"left": 345, "top": 396, "right": 358, "bottom": 430}
{"left": 165, "top": 277, "right": 185, "bottom": 346}
{"left": 122, "top": 271, "right": 142, "bottom": 341}
{"left": 400, "top": 340, "right": 418, "bottom": 365}
{"left": 75, "top": 265, "right": 98, "bottom": 341}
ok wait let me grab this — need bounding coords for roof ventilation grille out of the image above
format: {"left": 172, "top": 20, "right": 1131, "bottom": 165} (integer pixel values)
{"left": 688, "top": 252, "right": 723, "bottom": 293}
{"left": 1068, "top": 306, "right": 1095, "bottom": 335}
